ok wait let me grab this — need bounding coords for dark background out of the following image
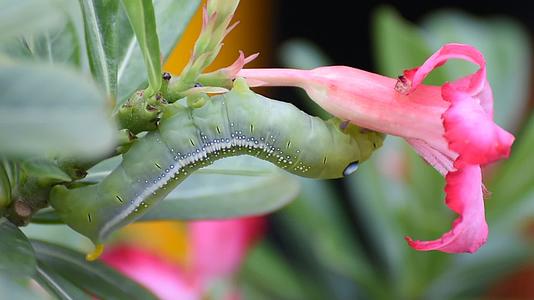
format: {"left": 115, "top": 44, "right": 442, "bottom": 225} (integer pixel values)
{"left": 273, "top": 0, "right": 533, "bottom": 70}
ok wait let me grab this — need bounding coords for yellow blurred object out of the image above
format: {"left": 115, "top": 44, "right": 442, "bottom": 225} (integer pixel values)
{"left": 164, "top": 0, "right": 272, "bottom": 74}
{"left": 86, "top": 244, "right": 105, "bottom": 261}
{"left": 119, "top": 0, "right": 271, "bottom": 265}
{"left": 120, "top": 221, "right": 190, "bottom": 266}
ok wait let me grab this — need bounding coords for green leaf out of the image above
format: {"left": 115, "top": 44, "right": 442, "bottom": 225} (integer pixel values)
{"left": 0, "top": 63, "right": 116, "bottom": 158}
{"left": 279, "top": 39, "right": 332, "bottom": 69}
{"left": 0, "top": 0, "right": 66, "bottom": 41}
{"left": 489, "top": 116, "right": 534, "bottom": 216}
{"left": 34, "top": 262, "right": 91, "bottom": 300}
{"left": 31, "top": 240, "right": 158, "bottom": 300}
{"left": 276, "top": 178, "right": 386, "bottom": 299}
{"left": 120, "top": 0, "right": 161, "bottom": 96}
{"left": 428, "top": 186, "right": 534, "bottom": 298}
{"left": 0, "top": 160, "right": 18, "bottom": 192}
{"left": 0, "top": 162, "right": 11, "bottom": 211}
{"left": 142, "top": 156, "right": 300, "bottom": 220}
{"left": 30, "top": 209, "right": 64, "bottom": 224}
{"left": 28, "top": 18, "right": 82, "bottom": 67}
{"left": 21, "top": 159, "right": 71, "bottom": 185}
{"left": 117, "top": 0, "right": 200, "bottom": 104}
{"left": 0, "top": 2, "right": 84, "bottom": 68}
{"left": 423, "top": 230, "right": 531, "bottom": 300}
{"left": 0, "top": 0, "right": 84, "bottom": 69}
{"left": 240, "top": 241, "right": 315, "bottom": 300}
{"left": 22, "top": 223, "right": 94, "bottom": 254}
{"left": 79, "top": 0, "right": 120, "bottom": 97}
{"left": 84, "top": 154, "right": 121, "bottom": 180}
{"left": 365, "top": 103, "right": 448, "bottom": 293}
{"left": 0, "top": 273, "right": 46, "bottom": 299}
{"left": 0, "top": 218, "right": 36, "bottom": 276}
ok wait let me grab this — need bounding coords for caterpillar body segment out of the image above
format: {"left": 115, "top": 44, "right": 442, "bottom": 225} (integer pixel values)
{"left": 50, "top": 80, "right": 384, "bottom": 244}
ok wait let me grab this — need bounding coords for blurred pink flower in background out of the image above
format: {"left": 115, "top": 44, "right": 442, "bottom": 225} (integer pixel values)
{"left": 188, "top": 217, "right": 265, "bottom": 281}
{"left": 102, "top": 217, "right": 265, "bottom": 300}
{"left": 238, "top": 43, "right": 514, "bottom": 254}
{"left": 102, "top": 246, "right": 199, "bottom": 300}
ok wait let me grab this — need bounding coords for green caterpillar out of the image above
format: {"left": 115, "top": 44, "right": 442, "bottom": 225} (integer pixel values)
{"left": 50, "top": 79, "right": 384, "bottom": 245}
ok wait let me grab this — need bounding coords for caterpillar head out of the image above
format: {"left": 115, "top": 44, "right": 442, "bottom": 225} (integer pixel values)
{"left": 335, "top": 119, "right": 386, "bottom": 163}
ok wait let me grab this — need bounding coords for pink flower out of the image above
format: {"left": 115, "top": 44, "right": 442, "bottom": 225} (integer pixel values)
{"left": 102, "top": 245, "right": 200, "bottom": 300}
{"left": 189, "top": 217, "right": 265, "bottom": 281}
{"left": 101, "top": 217, "right": 265, "bottom": 299}
{"left": 238, "top": 44, "right": 514, "bottom": 253}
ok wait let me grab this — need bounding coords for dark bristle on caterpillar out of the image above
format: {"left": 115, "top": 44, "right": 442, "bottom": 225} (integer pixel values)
{"left": 50, "top": 79, "right": 384, "bottom": 245}
{"left": 115, "top": 195, "right": 124, "bottom": 203}
{"left": 162, "top": 72, "right": 171, "bottom": 81}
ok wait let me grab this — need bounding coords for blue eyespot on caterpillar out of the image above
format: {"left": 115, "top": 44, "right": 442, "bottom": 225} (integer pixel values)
{"left": 343, "top": 161, "right": 359, "bottom": 176}
{"left": 49, "top": 79, "right": 384, "bottom": 247}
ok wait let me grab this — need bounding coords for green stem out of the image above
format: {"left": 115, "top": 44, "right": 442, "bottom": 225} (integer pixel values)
{"left": 166, "top": 76, "right": 192, "bottom": 102}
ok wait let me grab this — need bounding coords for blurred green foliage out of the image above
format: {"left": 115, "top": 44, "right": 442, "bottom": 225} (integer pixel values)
{"left": 241, "top": 6, "right": 534, "bottom": 300}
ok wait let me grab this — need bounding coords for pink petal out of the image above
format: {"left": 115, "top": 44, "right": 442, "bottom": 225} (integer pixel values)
{"left": 201, "top": 6, "right": 209, "bottom": 30}
{"left": 224, "top": 51, "right": 259, "bottom": 77}
{"left": 405, "top": 165, "right": 488, "bottom": 253}
{"left": 446, "top": 73, "right": 494, "bottom": 117}
{"left": 402, "top": 44, "right": 487, "bottom": 97}
{"left": 442, "top": 84, "right": 515, "bottom": 167}
{"left": 406, "top": 138, "right": 456, "bottom": 176}
{"left": 224, "top": 21, "right": 240, "bottom": 38}
{"left": 189, "top": 217, "right": 265, "bottom": 281}
{"left": 401, "top": 43, "right": 496, "bottom": 117}
{"left": 102, "top": 246, "right": 200, "bottom": 300}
